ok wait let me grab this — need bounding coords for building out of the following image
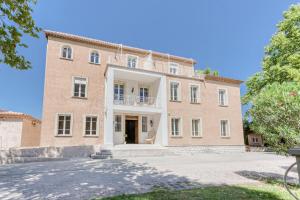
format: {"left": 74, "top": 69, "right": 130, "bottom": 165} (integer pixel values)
{"left": 0, "top": 110, "right": 41, "bottom": 149}
{"left": 41, "top": 30, "right": 244, "bottom": 149}
{"left": 247, "top": 133, "right": 264, "bottom": 147}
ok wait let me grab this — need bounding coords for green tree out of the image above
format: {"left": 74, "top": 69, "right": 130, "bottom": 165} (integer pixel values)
{"left": 248, "top": 82, "right": 300, "bottom": 154}
{"left": 243, "top": 4, "right": 300, "bottom": 104}
{"left": 0, "top": 0, "right": 41, "bottom": 70}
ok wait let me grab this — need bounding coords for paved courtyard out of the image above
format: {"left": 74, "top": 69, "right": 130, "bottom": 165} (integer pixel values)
{"left": 0, "top": 152, "right": 297, "bottom": 200}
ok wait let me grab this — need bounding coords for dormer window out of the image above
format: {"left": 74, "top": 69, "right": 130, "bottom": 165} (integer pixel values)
{"left": 90, "top": 51, "right": 100, "bottom": 64}
{"left": 61, "top": 45, "right": 72, "bottom": 59}
{"left": 169, "top": 63, "right": 179, "bottom": 75}
{"left": 127, "top": 55, "right": 138, "bottom": 68}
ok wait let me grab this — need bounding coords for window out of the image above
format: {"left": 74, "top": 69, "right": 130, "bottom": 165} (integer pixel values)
{"left": 171, "top": 118, "right": 181, "bottom": 136}
{"left": 114, "top": 115, "right": 122, "bottom": 132}
{"left": 252, "top": 137, "right": 259, "bottom": 143}
{"left": 220, "top": 120, "right": 230, "bottom": 137}
{"left": 114, "top": 84, "right": 124, "bottom": 101}
{"left": 73, "top": 77, "right": 87, "bottom": 98}
{"left": 142, "top": 116, "right": 148, "bottom": 132}
{"left": 218, "top": 89, "right": 228, "bottom": 106}
{"left": 85, "top": 116, "right": 98, "bottom": 136}
{"left": 61, "top": 46, "right": 72, "bottom": 59}
{"left": 169, "top": 63, "right": 179, "bottom": 75}
{"left": 57, "top": 114, "right": 72, "bottom": 136}
{"left": 90, "top": 51, "right": 100, "bottom": 64}
{"left": 192, "top": 119, "right": 201, "bottom": 137}
{"left": 139, "top": 87, "right": 149, "bottom": 103}
{"left": 170, "top": 82, "right": 180, "bottom": 101}
{"left": 190, "top": 85, "right": 200, "bottom": 103}
{"left": 127, "top": 55, "right": 138, "bottom": 68}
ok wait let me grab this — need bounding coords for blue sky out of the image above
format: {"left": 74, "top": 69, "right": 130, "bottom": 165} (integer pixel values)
{"left": 0, "top": 0, "right": 298, "bottom": 119}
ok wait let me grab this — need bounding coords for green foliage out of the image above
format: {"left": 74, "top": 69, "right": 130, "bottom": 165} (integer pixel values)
{"left": 243, "top": 119, "right": 252, "bottom": 145}
{"left": 195, "top": 68, "right": 219, "bottom": 76}
{"left": 243, "top": 4, "right": 300, "bottom": 104}
{"left": 248, "top": 82, "right": 300, "bottom": 154}
{"left": 0, "top": 0, "right": 41, "bottom": 70}
{"left": 212, "top": 70, "right": 219, "bottom": 76}
{"left": 203, "top": 67, "right": 211, "bottom": 75}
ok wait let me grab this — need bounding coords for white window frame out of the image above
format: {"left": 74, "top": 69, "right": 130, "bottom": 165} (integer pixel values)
{"left": 114, "top": 82, "right": 125, "bottom": 102}
{"left": 60, "top": 45, "right": 73, "bottom": 60}
{"left": 139, "top": 87, "right": 149, "bottom": 103}
{"left": 127, "top": 54, "right": 138, "bottom": 68}
{"left": 141, "top": 116, "right": 148, "bottom": 133}
{"left": 72, "top": 76, "right": 88, "bottom": 98}
{"left": 189, "top": 84, "right": 201, "bottom": 104}
{"left": 55, "top": 113, "right": 73, "bottom": 136}
{"left": 170, "top": 80, "right": 181, "bottom": 101}
{"left": 114, "top": 115, "right": 122, "bottom": 133}
{"left": 191, "top": 118, "right": 202, "bottom": 137}
{"left": 170, "top": 117, "right": 182, "bottom": 137}
{"left": 220, "top": 119, "right": 230, "bottom": 137}
{"left": 218, "top": 88, "right": 228, "bottom": 106}
{"left": 169, "top": 63, "right": 179, "bottom": 75}
{"left": 89, "top": 50, "right": 100, "bottom": 64}
{"left": 83, "top": 115, "right": 99, "bottom": 137}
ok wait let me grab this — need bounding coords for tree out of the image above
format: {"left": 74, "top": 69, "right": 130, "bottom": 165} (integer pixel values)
{"left": 243, "top": 4, "right": 300, "bottom": 104}
{"left": 248, "top": 82, "right": 300, "bottom": 154}
{"left": 0, "top": 0, "right": 41, "bottom": 70}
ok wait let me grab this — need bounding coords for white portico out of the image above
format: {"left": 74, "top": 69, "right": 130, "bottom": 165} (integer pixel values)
{"left": 104, "top": 65, "right": 168, "bottom": 146}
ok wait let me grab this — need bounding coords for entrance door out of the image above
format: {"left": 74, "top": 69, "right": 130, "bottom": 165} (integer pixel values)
{"left": 125, "top": 117, "right": 138, "bottom": 144}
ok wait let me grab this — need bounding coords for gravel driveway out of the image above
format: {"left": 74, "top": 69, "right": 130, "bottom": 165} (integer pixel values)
{"left": 0, "top": 152, "right": 297, "bottom": 200}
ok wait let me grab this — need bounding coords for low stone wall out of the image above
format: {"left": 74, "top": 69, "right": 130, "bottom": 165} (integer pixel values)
{"left": 168, "top": 145, "right": 246, "bottom": 155}
{"left": 0, "top": 145, "right": 100, "bottom": 165}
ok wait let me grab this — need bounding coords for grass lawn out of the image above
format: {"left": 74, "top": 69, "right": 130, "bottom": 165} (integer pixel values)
{"left": 95, "top": 179, "right": 300, "bottom": 200}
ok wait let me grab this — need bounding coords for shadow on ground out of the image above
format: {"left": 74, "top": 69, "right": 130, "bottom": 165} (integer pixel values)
{"left": 0, "top": 159, "right": 201, "bottom": 200}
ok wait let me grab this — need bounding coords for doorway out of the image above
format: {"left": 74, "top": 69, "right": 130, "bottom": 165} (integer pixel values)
{"left": 125, "top": 116, "right": 138, "bottom": 144}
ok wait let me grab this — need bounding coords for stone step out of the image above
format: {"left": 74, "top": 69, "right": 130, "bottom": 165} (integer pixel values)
{"left": 90, "top": 153, "right": 112, "bottom": 159}
{"left": 0, "top": 157, "right": 65, "bottom": 164}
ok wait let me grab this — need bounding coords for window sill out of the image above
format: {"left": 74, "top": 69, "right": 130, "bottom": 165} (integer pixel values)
{"left": 60, "top": 57, "right": 73, "bottom": 61}
{"left": 169, "top": 100, "right": 182, "bottom": 103}
{"left": 190, "top": 102, "right": 201, "bottom": 104}
{"left": 220, "top": 136, "right": 230, "bottom": 139}
{"left": 219, "top": 104, "right": 229, "bottom": 107}
{"left": 88, "top": 62, "right": 100, "bottom": 65}
{"left": 55, "top": 135, "right": 72, "bottom": 137}
{"left": 170, "top": 136, "right": 183, "bottom": 138}
{"left": 191, "top": 136, "right": 203, "bottom": 138}
{"left": 72, "top": 96, "right": 88, "bottom": 100}
{"left": 83, "top": 135, "right": 99, "bottom": 138}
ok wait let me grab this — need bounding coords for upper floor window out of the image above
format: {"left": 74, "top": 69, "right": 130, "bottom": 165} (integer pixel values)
{"left": 61, "top": 46, "right": 72, "bottom": 59}
{"left": 90, "top": 51, "right": 100, "bottom": 64}
{"left": 190, "top": 85, "right": 200, "bottom": 103}
{"left": 127, "top": 55, "right": 138, "bottom": 68}
{"left": 139, "top": 87, "right": 149, "bottom": 103}
{"left": 170, "top": 81, "right": 180, "bottom": 101}
{"left": 114, "top": 83, "right": 124, "bottom": 101}
{"left": 218, "top": 89, "right": 228, "bottom": 106}
{"left": 169, "top": 63, "right": 179, "bottom": 75}
{"left": 171, "top": 117, "right": 181, "bottom": 136}
{"left": 57, "top": 114, "right": 72, "bottom": 136}
{"left": 84, "top": 115, "right": 98, "bottom": 136}
{"left": 192, "top": 119, "right": 202, "bottom": 137}
{"left": 220, "top": 120, "right": 230, "bottom": 137}
{"left": 73, "top": 77, "right": 87, "bottom": 98}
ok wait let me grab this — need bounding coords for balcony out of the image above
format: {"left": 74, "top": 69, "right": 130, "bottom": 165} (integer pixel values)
{"left": 114, "top": 95, "right": 158, "bottom": 107}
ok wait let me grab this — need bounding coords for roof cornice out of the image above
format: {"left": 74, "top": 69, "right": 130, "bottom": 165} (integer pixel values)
{"left": 44, "top": 30, "right": 196, "bottom": 65}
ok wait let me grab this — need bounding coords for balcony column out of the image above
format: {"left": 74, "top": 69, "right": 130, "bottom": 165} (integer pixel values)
{"left": 159, "top": 75, "right": 168, "bottom": 146}
{"left": 104, "top": 68, "right": 114, "bottom": 145}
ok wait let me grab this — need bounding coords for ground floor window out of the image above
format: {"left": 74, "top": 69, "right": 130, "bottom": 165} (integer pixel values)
{"left": 85, "top": 116, "right": 98, "bottom": 136}
{"left": 171, "top": 118, "right": 181, "bottom": 136}
{"left": 114, "top": 115, "right": 122, "bottom": 132}
{"left": 192, "top": 119, "right": 201, "bottom": 137}
{"left": 142, "top": 116, "right": 148, "bottom": 132}
{"left": 57, "top": 114, "right": 72, "bottom": 136}
{"left": 220, "top": 120, "right": 230, "bottom": 137}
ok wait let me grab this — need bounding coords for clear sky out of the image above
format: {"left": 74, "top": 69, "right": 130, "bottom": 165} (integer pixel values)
{"left": 0, "top": 0, "right": 298, "bottom": 119}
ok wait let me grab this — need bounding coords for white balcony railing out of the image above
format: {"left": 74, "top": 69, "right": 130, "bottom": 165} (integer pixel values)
{"left": 114, "top": 95, "right": 158, "bottom": 107}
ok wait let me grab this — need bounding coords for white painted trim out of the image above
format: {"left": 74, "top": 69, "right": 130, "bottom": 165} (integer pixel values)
{"left": 191, "top": 117, "right": 202, "bottom": 137}
{"left": 54, "top": 113, "right": 73, "bottom": 137}
{"left": 189, "top": 83, "right": 201, "bottom": 103}
{"left": 72, "top": 76, "right": 89, "bottom": 98}
{"left": 220, "top": 119, "right": 231, "bottom": 138}
{"left": 169, "top": 62, "right": 179, "bottom": 75}
{"left": 169, "top": 80, "right": 181, "bottom": 101}
{"left": 141, "top": 115, "right": 148, "bottom": 133}
{"left": 217, "top": 87, "right": 229, "bottom": 106}
{"left": 60, "top": 44, "right": 73, "bottom": 60}
{"left": 170, "top": 116, "right": 182, "bottom": 137}
{"left": 82, "top": 114, "right": 100, "bottom": 137}
{"left": 114, "top": 114, "right": 122, "bottom": 133}
{"left": 126, "top": 54, "right": 139, "bottom": 69}
{"left": 89, "top": 50, "right": 101, "bottom": 64}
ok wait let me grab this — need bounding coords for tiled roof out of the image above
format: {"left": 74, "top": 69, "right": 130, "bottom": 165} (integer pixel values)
{"left": 0, "top": 110, "right": 41, "bottom": 123}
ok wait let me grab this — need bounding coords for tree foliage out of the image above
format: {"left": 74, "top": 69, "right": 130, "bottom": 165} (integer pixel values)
{"left": 243, "top": 4, "right": 300, "bottom": 104}
{"left": 248, "top": 82, "right": 300, "bottom": 154}
{"left": 0, "top": 0, "right": 41, "bottom": 70}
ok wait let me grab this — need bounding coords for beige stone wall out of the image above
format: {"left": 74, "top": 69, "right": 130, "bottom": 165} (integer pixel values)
{"left": 20, "top": 119, "right": 41, "bottom": 147}
{"left": 167, "top": 77, "right": 244, "bottom": 146}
